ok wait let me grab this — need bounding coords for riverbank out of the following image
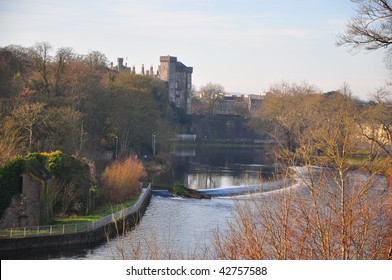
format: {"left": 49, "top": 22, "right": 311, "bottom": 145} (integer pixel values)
{"left": 0, "top": 185, "right": 152, "bottom": 259}
{"left": 175, "top": 140, "right": 276, "bottom": 149}
{"left": 51, "top": 191, "right": 142, "bottom": 225}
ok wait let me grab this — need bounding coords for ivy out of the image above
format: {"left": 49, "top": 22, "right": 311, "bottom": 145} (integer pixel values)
{"left": 0, "top": 156, "right": 25, "bottom": 217}
{"left": 25, "top": 152, "right": 47, "bottom": 165}
{"left": 0, "top": 151, "right": 93, "bottom": 219}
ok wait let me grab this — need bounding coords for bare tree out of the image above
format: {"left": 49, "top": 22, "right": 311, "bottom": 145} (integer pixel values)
{"left": 215, "top": 119, "right": 391, "bottom": 259}
{"left": 199, "top": 82, "right": 225, "bottom": 115}
{"left": 9, "top": 102, "right": 47, "bottom": 152}
{"left": 337, "top": 0, "right": 392, "bottom": 68}
{"left": 359, "top": 88, "right": 392, "bottom": 158}
{"left": 250, "top": 81, "right": 322, "bottom": 152}
{"left": 30, "top": 42, "right": 52, "bottom": 95}
{"left": 224, "top": 84, "right": 392, "bottom": 260}
{"left": 84, "top": 50, "right": 108, "bottom": 69}
{"left": 54, "top": 47, "right": 74, "bottom": 96}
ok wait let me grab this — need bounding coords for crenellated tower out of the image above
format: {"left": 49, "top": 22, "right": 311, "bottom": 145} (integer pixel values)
{"left": 158, "top": 56, "right": 193, "bottom": 114}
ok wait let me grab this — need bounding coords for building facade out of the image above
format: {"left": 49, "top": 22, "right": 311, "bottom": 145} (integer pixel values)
{"left": 158, "top": 56, "right": 193, "bottom": 114}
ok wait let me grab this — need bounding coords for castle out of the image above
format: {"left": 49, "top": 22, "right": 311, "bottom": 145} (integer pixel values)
{"left": 157, "top": 56, "right": 193, "bottom": 114}
{"left": 113, "top": 56, "right": 193, "bottom": 114}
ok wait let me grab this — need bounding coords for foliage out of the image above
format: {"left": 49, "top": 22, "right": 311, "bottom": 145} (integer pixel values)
{"left": 359, "top": 91, "right": 392, "bottom": 158}
{"left": 0, "top": 156, "right": 25, "bottom": 217}
{"left": 171, "top": 184, "right": 187, "bottom": 196}
{"left": 197, "top": 82, "right": 225, "bottom": 115}
{"left": 52, "top": 195, "right": 139, "bottom": 224}
{"left": 170, "top": 184, "right": 211, "bottom": 199}
{"left": 12, "top": 151, "right": 93, "bottom": 216}
{"left": 250, "top": 82, "right": 391, "bottom": 166}
{"left": 251, "top": 81, "right": 325, "bottom": 151}
{"left": 44, "top": 107, "right": 83, "bottom": 154}
{"left": 102, "top": 156, "right": 145, "bottom": 203}
{"left": 0, "top": 42, "right": 178, "bottom": 159}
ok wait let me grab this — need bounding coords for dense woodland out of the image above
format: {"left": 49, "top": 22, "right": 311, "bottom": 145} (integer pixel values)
{"left": 0, "top": 42, "right": 187, "bottom": 219}
{"left": 0, "top": 42, "right": 182, "bottom": 165}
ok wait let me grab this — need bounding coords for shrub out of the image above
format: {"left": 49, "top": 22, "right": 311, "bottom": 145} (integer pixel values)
{"left": 102, "top": 156, "right": 145, "bottom": 203}
{"left": 26, "top": 151, "right": 93, "bottom": 216}
{"left": 0, "top": 156, "right": 25, "bottom": 217}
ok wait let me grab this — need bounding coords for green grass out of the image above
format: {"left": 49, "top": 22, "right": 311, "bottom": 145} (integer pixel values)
{"left": 0, "top": 192, "right": 142, "bottom": 238}
{"left": 52, "top": 192, "right": 140, "bottom": 225}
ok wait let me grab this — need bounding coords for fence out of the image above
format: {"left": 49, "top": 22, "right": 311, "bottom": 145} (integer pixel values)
{"left": 0, "top": 184, "right": 151, "bottom": 239}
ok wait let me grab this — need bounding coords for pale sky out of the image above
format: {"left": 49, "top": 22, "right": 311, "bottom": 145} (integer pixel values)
{"left": 0, "top": 0, "right": 389, "bottom": 100}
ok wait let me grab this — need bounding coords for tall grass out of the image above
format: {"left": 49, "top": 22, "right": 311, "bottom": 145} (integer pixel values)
{"left": 102, "top": 156, "right": 146, "bottom": 203}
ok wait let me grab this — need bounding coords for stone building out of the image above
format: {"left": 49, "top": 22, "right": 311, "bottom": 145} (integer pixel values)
{"left": 112, "top": 58, "right": 156, "bottom": 76}
{"left": 111, "top": 55, "right": 193, "bottom": 114}
{"left": 1, "top": 159, "right": 52, "bottom": 228}
{"left": 158, "top": 56, "right": 193, "bottom": 114}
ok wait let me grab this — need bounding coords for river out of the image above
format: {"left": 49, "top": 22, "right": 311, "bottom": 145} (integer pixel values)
{"left": 49, "top": 145, "right": 279, "bottom": 259}
{"left": 6, "top": 145, "right": 388, "bottom": 259}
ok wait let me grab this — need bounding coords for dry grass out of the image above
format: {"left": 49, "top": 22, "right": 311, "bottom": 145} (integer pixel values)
{"left": 102, "top": 156, "right": 146, "bottom": 203}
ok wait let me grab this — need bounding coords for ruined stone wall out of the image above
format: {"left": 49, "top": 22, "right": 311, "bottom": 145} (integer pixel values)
{"left": 1, "top": 173, "right": 52, "bottom": 228}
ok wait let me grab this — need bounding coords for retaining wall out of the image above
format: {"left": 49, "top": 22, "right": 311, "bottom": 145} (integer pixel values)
{"left": 0, "top": 184, "right": 152, "bottom": 256}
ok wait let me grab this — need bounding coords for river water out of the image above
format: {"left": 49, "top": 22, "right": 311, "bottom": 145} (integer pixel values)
{"left": 6, "top": 146, "right": 388, "bottom": 259}
{"left": 2, "top": 146, "right": 278, "bottom": 259}
{"left": 50, "top": 146, "right": 278, "bottom": 260}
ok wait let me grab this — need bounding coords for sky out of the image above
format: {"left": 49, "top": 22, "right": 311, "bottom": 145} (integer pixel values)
{"left": 0, "top": 0, "right": 390, "bottom": 100}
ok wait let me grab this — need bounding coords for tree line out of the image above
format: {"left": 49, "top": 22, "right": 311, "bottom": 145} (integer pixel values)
{"left": 250, "top": 81, "right": 391, "bottom": 165}
{"left": 0, "top": 42, "right": 180, "bottom": 164}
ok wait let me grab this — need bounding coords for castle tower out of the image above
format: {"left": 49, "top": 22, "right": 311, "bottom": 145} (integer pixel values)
{"left": 117, "top": 58, "right": 124, "bottom": 72}
{"left": 158, "top": 56, "right": 193, "bottom": 114}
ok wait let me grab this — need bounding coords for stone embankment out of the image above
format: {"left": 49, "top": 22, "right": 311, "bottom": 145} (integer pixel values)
{"left": 0, "top": 184, "right": 152, "bottom": 256}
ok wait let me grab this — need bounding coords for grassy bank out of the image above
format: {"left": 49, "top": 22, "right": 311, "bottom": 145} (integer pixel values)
{"left": 52, "top": 193, "right": 140, "bottom": 225}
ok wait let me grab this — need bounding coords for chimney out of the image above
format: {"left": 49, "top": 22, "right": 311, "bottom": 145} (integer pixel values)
{"left": 132, "top": 65, "right": 136, "bottom": 74}
{"left": 150, "top": 66, "right": 154, "bottom": 76}
{"left": 141, "top": 64, "right": 145, "bottom": 75}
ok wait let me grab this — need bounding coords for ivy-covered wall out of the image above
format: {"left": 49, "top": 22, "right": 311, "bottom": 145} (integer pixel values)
{"left": 0, "top": 151, "right": 93, "bottom": 224}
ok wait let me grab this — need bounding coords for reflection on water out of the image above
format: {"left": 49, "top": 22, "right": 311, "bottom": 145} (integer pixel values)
{"left": 154, "top": 146, "right": 278, "bottom": 189}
